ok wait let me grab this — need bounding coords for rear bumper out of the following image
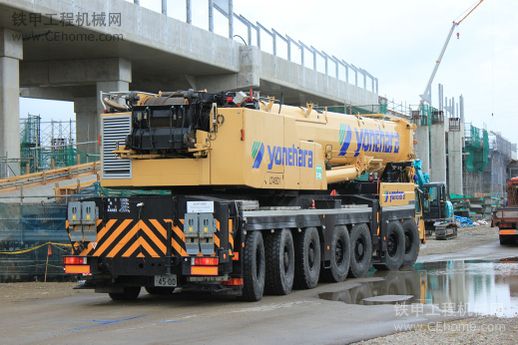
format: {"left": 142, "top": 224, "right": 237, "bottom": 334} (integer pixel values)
{"left": 499, "top": 229, "right": 518, "bottom": 236}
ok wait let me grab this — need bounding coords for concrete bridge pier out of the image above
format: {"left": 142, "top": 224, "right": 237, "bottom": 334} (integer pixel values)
{"left": 430, "top": 123, "right": 447, "bottom": 183}
{"left": 74, "top": 59, "right": 131, "bottom": 156}
{"left": 0, "top": 29, "right": 22, "bottom": 176}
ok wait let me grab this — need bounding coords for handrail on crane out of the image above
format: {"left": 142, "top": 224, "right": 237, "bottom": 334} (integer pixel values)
{"left": 420, "top": 0, "right": 485, "bottom": 104}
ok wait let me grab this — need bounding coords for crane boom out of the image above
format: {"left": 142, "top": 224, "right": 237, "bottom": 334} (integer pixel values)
{"left": 420, "top": 0, "right": 485, "bottom": 104}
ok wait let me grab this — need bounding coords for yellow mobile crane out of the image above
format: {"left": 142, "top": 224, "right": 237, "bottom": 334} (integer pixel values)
{"left": 65, "top": 90, "right": 421, "bottom": 301}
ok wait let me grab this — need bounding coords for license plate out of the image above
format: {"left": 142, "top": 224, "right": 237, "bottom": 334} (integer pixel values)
{"left": 154, "top": 274, "right": 177, "bottom": 287}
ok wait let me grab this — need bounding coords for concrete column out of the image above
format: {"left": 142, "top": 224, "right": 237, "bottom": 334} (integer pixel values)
{"left": 415, "top": 125, "right": 430, "bottom": 174}
{"left": 447, "top": 130, "right": 463, "bottom": 195}
{"left": 74, "top": 59, "right": 131, "bottom": 156}
{"left": 74, "top": 97, "right": 97, "bottom": 158}
{"left": 196, "top": 46, "right": 260, "bottom": 92}
{"left": 430, "top": 123, "right": 447, "bottom": 183}
{"left": 0, "top": 29, "right": 23, "bottom": 177}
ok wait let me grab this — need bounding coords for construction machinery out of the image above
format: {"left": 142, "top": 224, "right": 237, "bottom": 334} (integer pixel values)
{"left": 492, "top": 177, "right": 518, "bottom": 245}
{"left": 414, "top": 160, "right": 457, "bottom": 239}
{"left": 64, "top": 90, "right": 422, "bottom": 301}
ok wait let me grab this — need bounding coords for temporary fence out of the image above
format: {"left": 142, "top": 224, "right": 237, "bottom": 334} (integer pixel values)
{"left": 0, "top": 200, "right": 72, "bottom": 282}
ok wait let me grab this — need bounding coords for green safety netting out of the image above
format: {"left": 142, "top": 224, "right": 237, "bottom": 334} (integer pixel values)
{"left": 464, "top": 125, "right": 489, "bottom": 173}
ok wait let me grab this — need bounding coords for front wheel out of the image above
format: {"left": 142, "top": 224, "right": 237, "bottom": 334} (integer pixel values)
{"left": 242, "top": 231, "right": 266, "bottom": 301}
{"left": 382, "top": 222, "right": 405, "bottom": 271}
{"left": 402, "top": 220, "right": 420, "bottom": 267}
{"left": 109, "top": 286, "right": 141, "bottom": 301}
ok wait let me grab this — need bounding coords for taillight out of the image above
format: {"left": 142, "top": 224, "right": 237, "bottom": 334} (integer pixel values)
{"left": 64, "top": 256, "right": 87, "bottom": 265}
{"left": 193, "top": 257, "right": 219, "bottom": 266}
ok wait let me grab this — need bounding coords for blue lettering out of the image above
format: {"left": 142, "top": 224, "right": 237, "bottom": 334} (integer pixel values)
{"left": 267, "top": 146, "right": 275, "bottom": 170}
{"left": 354, "top": 128, "right": 364, "bottom": 157}
{"left": 263, "top": 145, "right": 315, "bottom": 170}
{"left": 275, "top": 147, "right": 282, "bottom": 165}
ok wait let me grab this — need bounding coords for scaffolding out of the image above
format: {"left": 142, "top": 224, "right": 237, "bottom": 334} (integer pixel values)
{"left": 19, "top": 115, "right": 97, "bottom": 175}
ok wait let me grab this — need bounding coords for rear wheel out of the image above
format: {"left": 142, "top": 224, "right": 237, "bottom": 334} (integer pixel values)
{"left": 294, "top": 227, "right": 321, "bottom": 289}
{"left": 500, "top": 235, "right": 514, "bottom": 245}
{"left": 145, "top": 286, "right": 175, "bottom": 295}
{"left": 265, "top": 229, "right": 295, "bottom": 295}
{"left": 322, "top": 225, "right": 351, "bottom": 282}
{"left": 402, "top": 220, "right": 420, "bottom": 267}
{"left": 109, "top": 286, "right": 141, "bottom": 301}
{"left": 348, "top": 224, "right": 372, "bottom": 278}
{"left": 242, "top": 231, "right": 266, "bottom": 301}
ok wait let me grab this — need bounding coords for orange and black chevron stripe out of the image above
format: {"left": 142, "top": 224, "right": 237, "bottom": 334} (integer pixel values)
{"left": 78, "top": 217, "right": 234, "bottom": 258}
{"left": 80, "top": 218, "right": 185, "bottom": 258}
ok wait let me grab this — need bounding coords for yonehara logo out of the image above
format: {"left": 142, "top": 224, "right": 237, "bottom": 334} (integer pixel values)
{"left": 338, "top": 124, "right": 400, "bottom": 157}
{"left": 384, "top": 191, "right": 405, "bottom": 203}
{"left": 251, "top": 141, "right": 314, "bottom": 170}
{"left": 339, "top": 124, "right": 352, "bottom": 156}
{"left": 251, "top": 141, "right": 265, "bottom": 169}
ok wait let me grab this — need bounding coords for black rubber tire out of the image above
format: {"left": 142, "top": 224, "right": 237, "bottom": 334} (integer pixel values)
{"left": 383, "top": 222, "right": 405, "bottom": 271}
{"left": 145, "top": 286, "right": 175, "bottom": 295}
{"left": 321, "top": 225, "right": 351, "bottom": 282}
{"left": 109, "top": 286, "right": 141, "bottom": 301}
{"left": 402, "top": 220, "right": 420, "bottom": 267}
{"left": 499, "top": 235, "right": 514, "bottom": 245}
{"left": 241, "top": 231, "right": 266, "bottom": 301}
{"left": 294, "top": 227, "right": 321, "bottom": 289}
{"left": 265, "top": 229, "right": 295, "bottom": 295}
{"left": 348, "top": 224, "right": 372, "bottom": 278}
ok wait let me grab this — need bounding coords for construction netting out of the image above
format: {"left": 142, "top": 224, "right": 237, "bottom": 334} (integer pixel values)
{"left": 0, "top": 201, "right": 72, "bottom": 282}
{"left": 464, "top": 124, "right": 489, "bottom": 173}
{"left": 19, "top": 115, "right": 99, "bottom": 175}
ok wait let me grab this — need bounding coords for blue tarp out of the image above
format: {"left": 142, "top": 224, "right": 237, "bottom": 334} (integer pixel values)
{"left": 455, "top": 215, "right": 474, "bottom": 227}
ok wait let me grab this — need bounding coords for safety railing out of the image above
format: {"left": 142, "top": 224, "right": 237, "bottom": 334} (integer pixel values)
{"left": 130, "top": 0, "right": 378, "bottom": 94}
{"left": 0, "top": 162, "right": 100, "bottom": 191}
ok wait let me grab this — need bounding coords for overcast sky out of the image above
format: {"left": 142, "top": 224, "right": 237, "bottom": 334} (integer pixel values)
{"left": 21, "top": 0, "right": 518, "bottom": 142}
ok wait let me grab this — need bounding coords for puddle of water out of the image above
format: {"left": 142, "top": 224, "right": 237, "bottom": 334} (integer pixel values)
{"left": 319, "top": 257, "right": 518, "bottom": 317}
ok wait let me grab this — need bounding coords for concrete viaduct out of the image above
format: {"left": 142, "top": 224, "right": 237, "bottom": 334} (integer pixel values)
{"left": 0, "top": 0, "right": 379, "bottom": 175}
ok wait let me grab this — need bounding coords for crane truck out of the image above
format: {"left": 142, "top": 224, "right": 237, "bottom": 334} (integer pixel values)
{"left": 64, "top": 90, "right": 422, "bottom": 301}
{"left": 492, "top": 177, "right": 518, "bottom": 245}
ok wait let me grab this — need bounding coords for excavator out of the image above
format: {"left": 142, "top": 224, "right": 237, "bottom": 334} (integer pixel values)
{"left": 64, "top": 89, "right": 423, "bottom": 301}
{"left": 414, "top": 160, "right": 457, "bottom": 239}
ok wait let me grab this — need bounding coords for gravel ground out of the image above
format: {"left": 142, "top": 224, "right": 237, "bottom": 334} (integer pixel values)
{"left": 0, "top": 282, "right": 77, "bottom": 303}
{"left": 419, "top": 224, "right": 496, "bottom": 257}
{"left": 353, "top": 316, "right": 518, "bottom": 345}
